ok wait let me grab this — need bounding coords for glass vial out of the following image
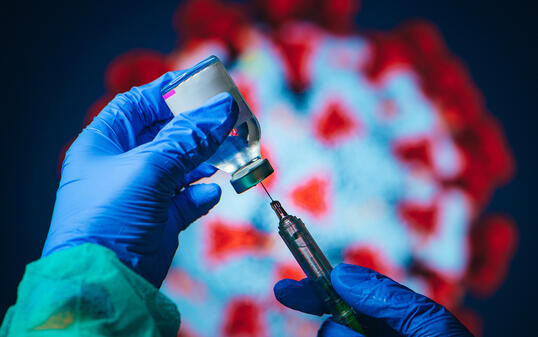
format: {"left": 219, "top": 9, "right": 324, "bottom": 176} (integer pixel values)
{"left": 161, "top": 55, "right": 273, "bottom": 193}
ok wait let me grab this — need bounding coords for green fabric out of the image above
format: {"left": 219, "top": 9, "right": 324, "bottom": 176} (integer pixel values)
{"left": 0, "top": 244, "right": 180, "bottom": 337}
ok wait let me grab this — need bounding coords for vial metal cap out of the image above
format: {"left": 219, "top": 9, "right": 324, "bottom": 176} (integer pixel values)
{"left": 230, "top": 158, "right": 274, "bottom": 193}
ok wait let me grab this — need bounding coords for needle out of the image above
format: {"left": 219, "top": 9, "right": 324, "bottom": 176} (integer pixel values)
{"left": 260, "top": 181, "right": 274, "bottom": 202}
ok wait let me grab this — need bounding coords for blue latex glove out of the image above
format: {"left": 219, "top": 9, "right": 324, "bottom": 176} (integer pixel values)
{"left": 42, "top": 71, "right": 238, "bottom": 288}
{"left": 274, "top": 264, "right": 473, "bottom": 337}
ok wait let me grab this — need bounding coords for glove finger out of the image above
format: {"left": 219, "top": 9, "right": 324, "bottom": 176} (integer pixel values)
{"left": 171, "top": 183, "right": 222, "bottom": 230}
{"left": 144, "top": 92, "right": 238, "bottom": 184}
{"left": 87, "top": 70, "right": 185, "bottom": 152}
{"left": 135, "top": 117, "right": 173, "bottom": 146}
{"left": 148, "top": 183, "right": 220, "bottom": 288}
{"left": 179, "top": 162, "right": 218, "bottom": 187}
{"left": 318, "top": 319, "right": 365, "bottom": 337}
{"left": 273, "top": 278, "right": 328, "bottom": 316}
{"left": 331, "top": 264, "right": 471, "bottom": 337}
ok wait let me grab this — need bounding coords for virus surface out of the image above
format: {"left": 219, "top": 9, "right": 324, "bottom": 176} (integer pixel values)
{"left": 69, "top": 1, "right": 517, "bottom": 336}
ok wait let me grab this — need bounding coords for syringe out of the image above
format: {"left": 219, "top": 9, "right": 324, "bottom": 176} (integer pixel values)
{"left": 267, "top": 197, "right": 366, "bottom": 335}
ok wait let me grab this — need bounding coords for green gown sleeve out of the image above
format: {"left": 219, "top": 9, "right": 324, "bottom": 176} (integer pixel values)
{"left": 0, "top": 243, "right": 180, "bottom": 337}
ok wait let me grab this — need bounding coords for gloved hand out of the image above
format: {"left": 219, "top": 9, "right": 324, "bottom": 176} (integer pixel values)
{"left": 42, "top": 71, "right": 238, "bottom": 288}
{"left": 274, "top": 264, "right": 473, "bottom": 337}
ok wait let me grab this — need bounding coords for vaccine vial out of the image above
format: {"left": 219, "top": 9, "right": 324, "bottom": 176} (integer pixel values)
{"left": 161, "top": 55, "right": 274, "bottom": 193}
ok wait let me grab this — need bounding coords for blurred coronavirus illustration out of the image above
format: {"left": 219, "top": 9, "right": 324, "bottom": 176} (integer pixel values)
{"left": 64, "top": 0, "right": 517, "bottom": 336}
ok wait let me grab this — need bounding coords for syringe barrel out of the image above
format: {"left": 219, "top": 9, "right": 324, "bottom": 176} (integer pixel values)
{"left": 278, "top": 215, "right": 365, "bottom": 334}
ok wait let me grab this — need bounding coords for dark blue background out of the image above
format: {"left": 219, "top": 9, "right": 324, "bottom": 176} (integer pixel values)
{"left": 2, "top": 1, "right": 536, "bottom": 335}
